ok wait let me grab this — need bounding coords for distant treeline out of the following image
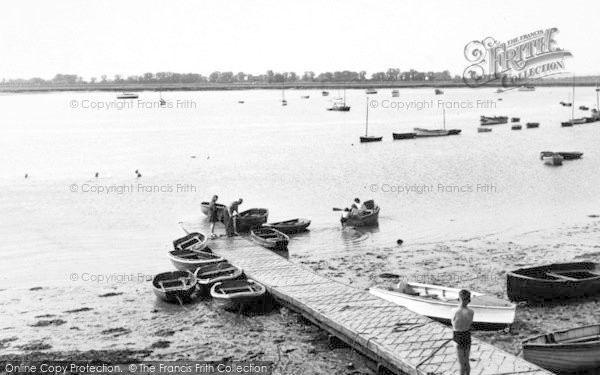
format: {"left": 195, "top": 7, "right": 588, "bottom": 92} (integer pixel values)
{"left": 0, "top": 69, "right": 457, "bottom": 86}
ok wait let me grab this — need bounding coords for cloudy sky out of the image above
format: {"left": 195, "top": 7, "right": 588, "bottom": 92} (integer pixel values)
{"left": 1, "top": 0, "right": 598, "bottom": 79}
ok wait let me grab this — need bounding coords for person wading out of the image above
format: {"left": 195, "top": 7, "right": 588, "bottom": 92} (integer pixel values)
{"left": 452, "top": 289, "right": 474, "bottom": 375}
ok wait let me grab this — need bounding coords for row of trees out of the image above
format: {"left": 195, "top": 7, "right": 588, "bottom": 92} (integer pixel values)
{"left": 1, "top": 69, "right": 457, "bottom": 86}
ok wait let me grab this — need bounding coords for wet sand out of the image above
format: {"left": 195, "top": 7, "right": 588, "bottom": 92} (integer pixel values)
{"left": 1, "top": 217, "right": 599, "bottom": 374}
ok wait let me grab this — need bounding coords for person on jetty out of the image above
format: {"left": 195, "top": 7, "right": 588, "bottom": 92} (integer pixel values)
{"left": 452, "top": 289, "right": 474, "bottom": 375}
{"left": 228, "top": 198, "right": 243, "bottom": 235}
{"left": 208, "top": 195, "right": 220, "bottom": 238}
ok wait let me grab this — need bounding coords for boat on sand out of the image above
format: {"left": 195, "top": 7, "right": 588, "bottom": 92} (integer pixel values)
{"left": 172, "top": 232, "right": 207, "bottom": 252}
{"left": 250, "top": 227, "right": 290, "bottom": 250}
{"left": 522, "top": 325, "right": 600, "bottom": 373}
{"left": 370, "top": 282, "right": 516, "bottom": 329}
{"left": 168, "top": 248, "right": 225, "bottom": 272}
{"left": 152, "top": 270, "right": 197, "bottom": 303}
{"left": 195, "top": 262, "right": 243, "bottom": 297}
{"left": 210, "top": 279, "right": 266, "bottom": 311}
{"left": 507, "top": 262, "right": 600, "bottom": 302}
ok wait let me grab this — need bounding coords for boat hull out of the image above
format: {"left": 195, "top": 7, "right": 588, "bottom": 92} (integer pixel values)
{"left": 210, "top": 279, "right": 267, "bottom": 311}
{"left": 195, "top": 263, "right": 244, "bottom": 297}
{"left": 236, "top": 208, "right": 269, "bottom": 232}
{"left": 152, "top": 271, "right": 197, "bottom": 303}
{"left": 413, "top": 128, "right": 449, "bottom": 137}
{"left": 360, "top": 136, "right": 383, "bottom": 143}
{"left": 200, "top": 202, "right": 228, "bottom": 220}
{"left": 172, "top": 232, "right": 208, "bottom": 252}
{"left": 392, "top": 132, "right": 416, "bottom": 140}
{"left": 369, "top": 285, "right": 515, "bottom": 328}
{"left": 507, "top": 262, "right": 600, "bottom": 302}
{"left": 264, "top": 219, "right": 311, "bottom": 234}
{"left": 250, "top": 228, "right": 290, "bottom": 250}
{"left": 342, "top": 205, "right": 379, "bottom": 227}
{"left": 168, "top": 249, "right": 225, "bottom": 272}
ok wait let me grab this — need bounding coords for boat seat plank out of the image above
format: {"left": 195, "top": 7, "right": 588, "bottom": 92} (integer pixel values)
{"left": 545, "top": 272, "right": 580, "bottom": 281}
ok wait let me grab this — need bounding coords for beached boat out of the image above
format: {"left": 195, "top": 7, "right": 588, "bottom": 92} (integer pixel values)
{"left": 414, "top": 128, "right": 450, "bottom": 137}
{"left": 172, "top": 232, "right": 208, "bottom": 252}
{"left": 518, "top": 85, "right": 535, "bottom": 91}
{"left": 200, "top": 201, "right": 227, "bottom": 218}
{"left": 250, "top": 227, "right": 290, "bottom": 250}
{"left": 365, "top": 89, "right": 377, "bottom": 94}
{"left": 360, "top": 96, "right": 382, "bottom": 143}
{"left": 507, "top": 262, "right": 600, "bottom": 302}
{"left": 264, "top": 218, "right": 311, "bottom": 234}
{"left": 168, "top": 248, "right": 225, "bottom": 272}
{"left": 478, "top": 127, "right": 492, "bottom": 133}
{"left": 341, "top": 200, "right": 379, "bottom": 227}
{"left": 195, "top": 261, "right": 244, "bottom": 297}
{"left": 480, "top": 116, "right": 508, "bottom": 125}
{"left": 392, "top": 132, "right": 417, "bottom": 140}
{"left": 391, "top": 89, "right": 400, "bottom": 97}
{"left": 526, "top": 122, "right": 539, "bottom": 128}
{"left": 236, "top": 208, "right": 269, "bottom": 231}
{"left": 434, "top": 89, "right": 444, "bottom": 95}
{"left": 370, "top": 282, "right": 516, "bottom": 328}
{"left": 117, "top": 92, "right": 138, "bottom": 99}
{"left": 152, "top": 270, "right": 197, "bottom": 303}
{"left": 511, "top": 124, "right": 522, "bottom": 130}
{"left": 522, "top": 325, "right": 600, "bottom": 373}
{"left": 210, "top": 279, "right": 267, "bottom": 311}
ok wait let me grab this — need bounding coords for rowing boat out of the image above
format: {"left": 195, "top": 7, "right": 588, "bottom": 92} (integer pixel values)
{"left": 210, "top": 279, "right": 267, "bottom": 311}
{"left": 447, "top": 129, "right": 462, "bottom": 135}
{"left": 478, "top": 127, "right": 492, "bottom": 133}
{"left": 369, "top": 282, "right": 516, "bottom": 329}
{"left": 523, "top": 325, "right": 600, "bottom": 372}
{"left": 264, "top": 218, "right": 311, "bottom": 234}
{"left": 413, "top": 128, "right": 449, "bottom": 137}
{"left": 236, "top": 208, "right": 269, "bottom": 232}
{"left": 341, "top": 200, "right": 379, "bottom": 227}
{"left": 511, "top": 124, "right": 522, "bottom": 130}
{"left": 152, "top": 270, "right": 197, "bottom": 303}
{"left": 526, "top": 122, "right": 539, "bottom": 128}
{"left": 507, "top": 262, "right": 600, "bottom": 302}
{"left": 250, "top": 227, "right": 290, "bottom": 250}
{"left": 168, "top": 248, "right": 225, "bottom": 272}
{"left": 195, "top": 262, "right": 244, "bottom": 297}
{"left": 172, "top": 232, "right": 207, "bottom": 252}
{"left": 557, "top": 151, "right": 583, "bottom": 160}
{"left": 480, "top": 116, "right": 508, "bottom": 125}
{"left": 540, "top": 152, "right": 563, "bottom": 166}
{"left": 200, "top": 201, "right": 227, "bottom": 219}
{"left": 392, "top": 132, "right": 416, "bottom": 140}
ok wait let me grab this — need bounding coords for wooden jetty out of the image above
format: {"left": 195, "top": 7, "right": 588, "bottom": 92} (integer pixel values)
{"left": 182, "top": 224, "right": 551, "bottom": 375}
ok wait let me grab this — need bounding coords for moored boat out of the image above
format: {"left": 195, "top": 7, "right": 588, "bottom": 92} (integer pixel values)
{"left": 200, "top": 201, "right": 227, "bottom": 219}
{"left": 560, "top": 101, "right": 572, "bottom": 107}
{"left": 579, "top": 105, "right": 589, "bottom": 110}
{"left": 173, "top": 232, "right": 208, "bottom": 252}
{"left": 322, "top": 91, "right": 329, "bottom": 97}
{"left": 478, "top": 127, "right": 492, "bottom": 133}
{"left": 210, "top": 279, "right": 267, "bottom": 311}
{"left": 195, "top": 261, "right": 244, "bottom": 297}
{"left": 507, "top": 262, "right": 600, "bottom": 302}
{"left": 391, "top": 89, "right": 400, "bottom": 97}
{"left": 117, "top": 92, "right": 138, "bottom": 99}
{"left": 526, "top": 122, "right": 539, "bottom": 128}
{"left": 168, "top": 248, "right": 225, "bottom": 272}
{"left": 365, "top": 89, "right": 377, "bottom": 94}
{"left": 511, "top": 124, "right": 522, "bottom": 130}
{"left": 447, "top": 129, "right": 462, "bottom": 135}
{"left": 480, "top": 115, "right": 508, "bottom": 125}
{"left": 540, "top": 152, "right": 564, "bottom": 166}
{"left": 511, "top": 117, "right": 520, "bottom": 122}
{"left": 557, "top": 151, "right": 583, "bottom": 160}
{"left": 152, "top": 270, "right": 197, "bottom": 303}
{"left": 518, "top": 85, "right": 535, "bottom": 91}
{"left": 250, "top": 227, "right": 290, "bottom": 250}
{"left": 414, "top": 128, "right": 450, "bottom": 137}
{"left": 341, "top": 200, "right": 379, "bottom": 227}
{"left": 392, "top": 132, "right": 417, "bottom": 140}
{"left": 370, "top": 282, "right": 516, "bottom": 329}
{"left": 301, "top": 95, "right": 310, "bottom": 99}
{"left": 522, "top": 325, "right": 600, "bottom": 373}
{"left": 236, "top": 208, "right": 269, "bottom": 232}
{"left": 360, "top": 136, "right": 383, "bottom": 143}
{"left": 264, "top": 218, "right": 311, "bottom": 234}
{"left": 434, "top": 89, "right": 444, "bottom": 95}
{"left": 561, "top": 121, "right": 574, "bottom": 127}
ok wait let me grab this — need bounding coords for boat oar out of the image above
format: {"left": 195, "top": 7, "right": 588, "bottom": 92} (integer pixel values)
{"left": 177, "top": 221, "right": 190, "bottom": 234}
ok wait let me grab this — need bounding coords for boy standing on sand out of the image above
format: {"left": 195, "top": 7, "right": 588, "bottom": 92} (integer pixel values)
{"left": 451, "top": 289, "right": 474, "bottom": 375}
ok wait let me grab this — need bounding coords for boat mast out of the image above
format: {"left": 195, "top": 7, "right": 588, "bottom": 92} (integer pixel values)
{"left": 365, "top": 96, "right": 369, "bottom": 136}
{"left": 443, "top": 108, "right": 446, "bottom": 130}
{"left": 572, "top": 75, "right": 575, "bottom": 121}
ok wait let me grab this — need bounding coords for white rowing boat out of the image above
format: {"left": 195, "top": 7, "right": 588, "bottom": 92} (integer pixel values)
{"left": 369, "top": 282, "right": 516, "bottom": 328}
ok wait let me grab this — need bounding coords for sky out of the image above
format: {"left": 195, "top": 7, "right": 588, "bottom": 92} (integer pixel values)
{"left": 1, "top": 0, "right": 599, "bottom": 80}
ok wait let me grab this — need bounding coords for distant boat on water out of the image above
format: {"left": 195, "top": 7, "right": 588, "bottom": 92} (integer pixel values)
{"left": 365, "top": 89, "right": 377, "bottom": 94}
{"left": 518, "top": 85, "right": 535, "bottom": 91}
{"left": 327, "top": 88, "right": 350, "bottom": 111}
{"left": 281, "top": 77, "right": 287, "bottom": 106}
{"left": 562, "top": 76, "right": 588, "bottom": 126}
{"left": 300, "top": 95, "right": 310, "bottom": 99}
{"left": 117, "top": 92, "right": 138, "bottom": 99}
{"left": 391, "top": 89, "right": 399, "bottom": 97}
{"left": 360, "top": 96, "right": 382, "bottom": 143}
{"left": 434, "top": 88, "right": 444, "bottom": 95}
{"left": 480, "top": 116, "right": 508, "bottom": 125}
{"left": 321, "top": 91, "right": 329, "bottom": 96}
{"left": 414, "top": 108, "right": 455, "bottom": 137}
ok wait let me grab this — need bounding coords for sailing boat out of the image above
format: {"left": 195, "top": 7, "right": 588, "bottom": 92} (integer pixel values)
{"left": 359, "top": 96, "right": 382, "bottom": 143}
{"left": 327, "top": 88, "right": 350, "bottom": 111}
{"left": 281, "top": 76, "right": 287, "bottom": 106}
{"left": 414, "top": 109, "right": 455, "bottom": 137}
{"left": 562, "top": 76, "right": 586, "bottom": 126}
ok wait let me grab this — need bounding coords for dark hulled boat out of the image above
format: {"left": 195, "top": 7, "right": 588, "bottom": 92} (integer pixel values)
{"left": 152, "top": 270, "right": 197, "bottom": 303}
{"left": 250, "top": 227, "right": 290, "bottom": 250}
{"left": 236, "top": 208, "right": 269, "bottom": 232}
{"left": 392, "top": 132, "right": 416, "bottom": 140}
{"left": 507, "top": 262, "right": 600, "bottom": 302}
{"left": 264, "top": 218, "right": 311, "bottom": 234}
{"left": 195, "top": 262, "right": 244, "bottom": 297}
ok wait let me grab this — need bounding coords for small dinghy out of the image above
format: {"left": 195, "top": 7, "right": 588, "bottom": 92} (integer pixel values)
{"left": 250, "top": 227, "right": 290, "bottom": 250}
{"left": 447, "top": 129, "right": 462, "bottom": 135}
{"left": 511, "top": 117, "right": 520, "bottom": 122}
{"left": 522, "top": 325, "right": 600, "bottom": 373}
{"left": 507, "top": 262, "right": 600, "bottom": 302}
{"left": 480, "top": 115, "right": 508, "bottom": 125}
{"left": 557, "top": 151, "right": 583, "bottom": 160}
{"left": 152, "top": 270, "right": 197, "bottom": 303}
{"left": 511, "top": 124, "right": 522, "bottom": 130}
{"left": 173, "top": 232, "right": 208, "bottom": 252}
{"left": 477, "top": 127, "right": 492, "bottom": 133}
{"left": 200, "top": 201, "right": 227, "bottom": 218}
{"left": 526, "top": 122, "right": 539, "bottom": 128}
{"left": 210, "top": 279, "right": 266, "bottom": 311}
{"left": 540, "top": 152, "right": 564, "bottom": 166}
{"left": 195, "top": 262, "right": 243, "bottom": 297}
{"left": 414, "top": 128, "right": 449, "bottom": 137}
{"left": 370, "top": 282, "right": 516, "bottom": 329}
{"left": 168, "top": 248, "right": 225, "bottom": 272}
{"left": 236, "top": 208, "right": 269, "bottom": 232}
{"left": 392, "top": 132, "right": 416, "bottom": 140}
{"left": 341, "top": 200, "right": 379, "bottom": 227}
{"left": 264, "top": 218, "right": 311, "bottom": 234}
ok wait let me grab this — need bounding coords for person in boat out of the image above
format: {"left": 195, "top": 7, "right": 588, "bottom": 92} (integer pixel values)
{"left": 228, "top": 198, "right": 243, "bottom": 235}
{"left": 208, "top": 195, "right": 219, "bottom": 238}
{"left": 340, "top": 207, "right": 350, "bottom": 223}
{"left": 452, "top": 289, "right": 474, "bottom": 375}
{"left": 350, "top": 198, "right": 361, "bottom": 215}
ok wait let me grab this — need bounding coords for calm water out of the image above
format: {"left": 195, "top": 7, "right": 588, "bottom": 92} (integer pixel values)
{"left": 1, "top": 87, "right": 599, "bottom": 286}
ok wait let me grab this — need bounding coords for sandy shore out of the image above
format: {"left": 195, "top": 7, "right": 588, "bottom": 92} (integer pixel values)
{"left": 2, "top": 217, "right": 599, "bottom": 374}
